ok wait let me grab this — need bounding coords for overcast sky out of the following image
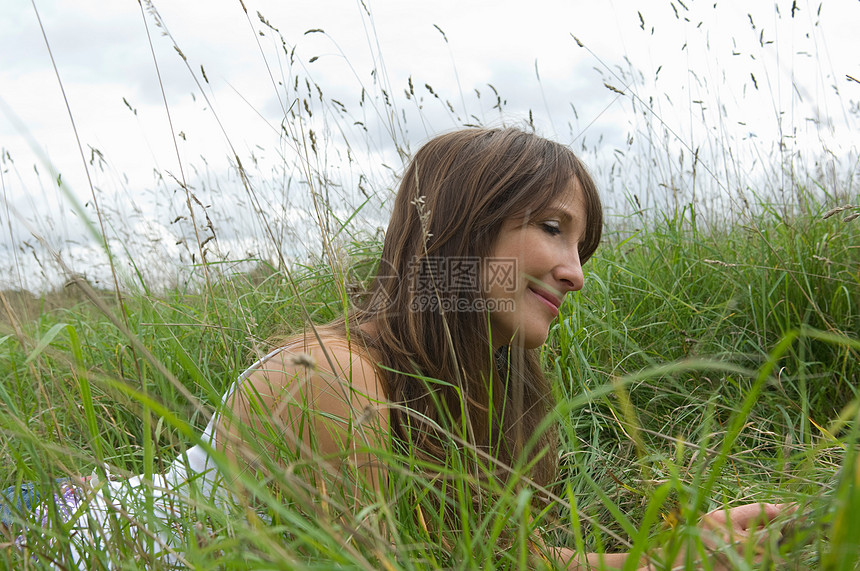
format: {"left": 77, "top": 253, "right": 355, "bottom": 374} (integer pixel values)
{"left": 1, "top": 0, "right": 857, "bottom": 292}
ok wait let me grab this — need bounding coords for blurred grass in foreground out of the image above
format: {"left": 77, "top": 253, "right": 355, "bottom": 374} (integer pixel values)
{"left": 1, "top": 191, "right": 858, "bottom": 568}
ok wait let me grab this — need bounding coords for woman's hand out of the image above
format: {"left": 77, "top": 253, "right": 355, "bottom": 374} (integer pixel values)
{"left": 550, "top": 503, "right": 794, "bottom": 570}
{"left": 695, "top": 502, "right": 792, "bottom": 570}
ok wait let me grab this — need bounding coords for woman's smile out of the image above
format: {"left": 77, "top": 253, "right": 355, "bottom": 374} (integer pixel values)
{"left": 527, "top": 285, "right": 562, "bottom": 317}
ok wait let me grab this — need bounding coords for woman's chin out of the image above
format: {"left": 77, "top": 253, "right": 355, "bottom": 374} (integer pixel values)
{"left": 514, "top": 329, "right": 550, "bottom": 350}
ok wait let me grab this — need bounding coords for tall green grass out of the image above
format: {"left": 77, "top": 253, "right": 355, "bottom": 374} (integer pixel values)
{"left": 2, "top": 193, "right": 857, "bottom": 568}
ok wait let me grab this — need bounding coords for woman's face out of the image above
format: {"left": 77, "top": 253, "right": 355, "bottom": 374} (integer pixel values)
{"left": 485, "top": 179, "right": 587, "bottom": 349}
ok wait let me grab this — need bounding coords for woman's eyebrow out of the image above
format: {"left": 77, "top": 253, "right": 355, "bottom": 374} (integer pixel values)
{"left": 542, "top": 206, "right": 573, "bottom": 223}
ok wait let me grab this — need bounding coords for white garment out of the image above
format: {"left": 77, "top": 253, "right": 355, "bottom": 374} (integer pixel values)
{"left": 57, "top": 346, "right": 289, "bottom": 568}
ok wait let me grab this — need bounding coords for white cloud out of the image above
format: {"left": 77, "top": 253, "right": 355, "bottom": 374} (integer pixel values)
{"left": 1, "top": 0, "right": 857, "bottom": 291}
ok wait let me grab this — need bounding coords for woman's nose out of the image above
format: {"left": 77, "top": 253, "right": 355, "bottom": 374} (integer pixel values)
{"left": 555, "top": 256, "right": 584, "bottom": 292}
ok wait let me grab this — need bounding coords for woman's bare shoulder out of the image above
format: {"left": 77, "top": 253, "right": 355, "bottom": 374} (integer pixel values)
{"left": 219, "top": 330, "right": 387, "bottom": 475}
{"left": 225, "top": 331, "right": 386, "bottom": 444}
{"left": 252, "top": 331, "right": 384, "bottom": 400}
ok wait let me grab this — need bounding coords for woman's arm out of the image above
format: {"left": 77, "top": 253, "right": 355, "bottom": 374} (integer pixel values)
{"left": 551, "top": 549, "right": 633, "bottom": 570}
{"left": 549, "top": 503, "right": 789, "bottom": 570}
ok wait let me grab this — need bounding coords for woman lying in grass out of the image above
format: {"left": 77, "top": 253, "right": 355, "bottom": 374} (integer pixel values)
{"left": 2, "top": 128, "right": 788, "bottom": 569}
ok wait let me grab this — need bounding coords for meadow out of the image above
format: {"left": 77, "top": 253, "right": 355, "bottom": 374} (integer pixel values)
{"left": 1, "top": 2, "right": 859, "bottom": 569}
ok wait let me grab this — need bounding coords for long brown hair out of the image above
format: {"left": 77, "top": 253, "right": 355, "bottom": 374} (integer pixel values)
{"left": 331, "top": 127, "right": 602, "bottom": 491}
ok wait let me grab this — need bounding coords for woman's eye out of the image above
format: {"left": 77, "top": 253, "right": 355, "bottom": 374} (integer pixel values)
{"left": 541, "top": 221, "right": 561, "bottom": 236}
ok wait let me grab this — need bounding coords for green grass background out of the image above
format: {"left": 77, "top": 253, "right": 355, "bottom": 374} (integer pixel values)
{"left": 1, "top": 2, "right": 859, "bottom": 568}
{"left": 2, "top": 194, "right": 858, "bottom": 568}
